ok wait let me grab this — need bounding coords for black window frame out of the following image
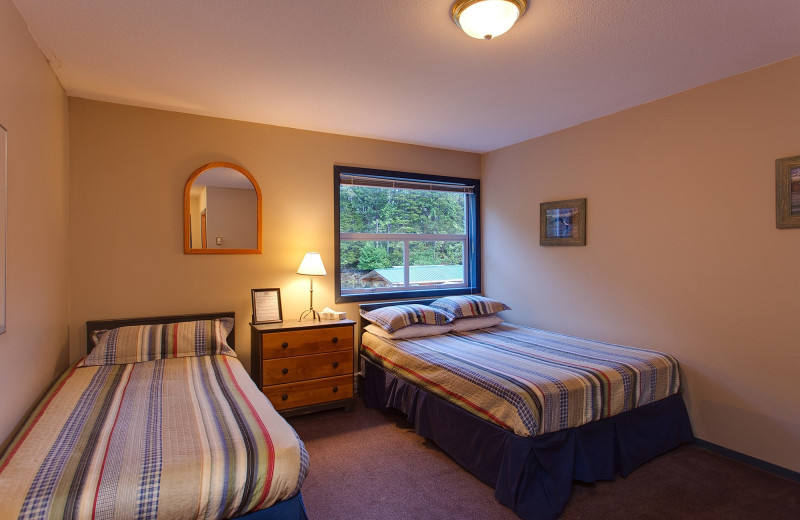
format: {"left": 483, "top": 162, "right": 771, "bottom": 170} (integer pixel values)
{"left": 334, "top": 165, "right": 481, "bottom": 303}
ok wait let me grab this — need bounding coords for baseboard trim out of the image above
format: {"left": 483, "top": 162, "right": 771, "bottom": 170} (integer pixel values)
{"left": 694, "top": 438, "right": 800, "bottom": 483}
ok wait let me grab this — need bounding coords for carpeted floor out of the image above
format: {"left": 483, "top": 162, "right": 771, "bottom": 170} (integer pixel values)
{"left": 287, "top": 397, "right": 800, "bottom": 520}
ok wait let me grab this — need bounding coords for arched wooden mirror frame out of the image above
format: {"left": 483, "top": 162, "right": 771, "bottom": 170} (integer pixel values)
{"left": 184, "top": 162, "right": 262, "bottom": 254}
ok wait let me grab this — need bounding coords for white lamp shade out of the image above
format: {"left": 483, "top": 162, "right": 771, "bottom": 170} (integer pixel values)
{"left": 297, "top": 252, "right": 327, "bottom": 276}
{"left": 454, "top": 0, "right": 523, "bottom": 40}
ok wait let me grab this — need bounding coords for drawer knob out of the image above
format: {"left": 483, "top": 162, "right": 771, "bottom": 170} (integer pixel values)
{"left": 281, "top": 394, "right": 289, "bottom": 401}
{"left": 332, "top": 361, "right": 339, "bottom": 369}
{"left": 282, "top": 368, "right": 289, "bottom": 375}
{"left": 332, "top": 337, "right": 339, "bottom": 344}
{"left": 332, "top": 386, "right": 339, "bottom": 393}
{"left": 281, "top": 342, "right": 289, "bottom": 349}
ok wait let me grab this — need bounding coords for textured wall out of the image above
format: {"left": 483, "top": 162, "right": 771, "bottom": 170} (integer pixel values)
{"left": 67, "top": 98, "right": 479, "bottom": 375}
{"left": 483, "top": 56, "right": 800, "bottom": 472}
{"left": 0, "top": 0, "right": 70, "bottom": 449}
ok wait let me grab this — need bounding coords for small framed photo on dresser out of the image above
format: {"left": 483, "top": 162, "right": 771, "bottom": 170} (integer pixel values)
{"left": 251, "top": 288, "right": 283, "bottom": 324}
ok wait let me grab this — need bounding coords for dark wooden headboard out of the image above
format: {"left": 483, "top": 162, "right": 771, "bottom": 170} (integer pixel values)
{"left": 86, "top": 311, "right": 236, "bottom": 355}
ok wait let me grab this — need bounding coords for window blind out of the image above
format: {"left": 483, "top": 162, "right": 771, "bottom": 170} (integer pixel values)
{"left": 339, "top": 173, "right": 475, "bottom": 194}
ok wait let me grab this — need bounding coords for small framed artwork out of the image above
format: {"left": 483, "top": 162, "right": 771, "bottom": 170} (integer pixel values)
{"left": 540, "top": 198, "right": 587, "bottom": 246}
{"left": 776, "top": 155, "right": 800, "bottom": 229}
{"left": 251, "top": 288, "right": 283, "bottom": 324}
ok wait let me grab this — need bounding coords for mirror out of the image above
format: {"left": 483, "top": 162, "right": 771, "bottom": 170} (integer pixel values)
{"left": 184, "top": 162, "right": 262, "bottom": 254}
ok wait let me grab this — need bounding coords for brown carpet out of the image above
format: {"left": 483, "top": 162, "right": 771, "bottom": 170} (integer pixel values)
{"left": 288, "top": 397, "right": 800, "bottom": 520}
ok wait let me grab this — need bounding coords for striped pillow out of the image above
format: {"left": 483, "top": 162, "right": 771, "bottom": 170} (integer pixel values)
{"left": 360, "top": 304, "right": 452, "bottom": 333}
{"left": 83, "top": 318, "right": 235, "bottom": 366}
{"left": 430, "top": 295, "right": 510, "bottom": 319}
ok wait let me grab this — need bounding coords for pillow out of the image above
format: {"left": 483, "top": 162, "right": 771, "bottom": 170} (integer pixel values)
{"left": 451, "top": 314, "right": 503, "bottom": 332}
{"left": 430, "top": 295, "right": 511, "bottom": 319}
{"left": 83, "top": 318, "right": 235, "bottom": 366}
{"left": 360, "top": 304, "right": 452, "bottom": 333}
{"left": 365, "top": 322, "right": 454, "bottom": 340}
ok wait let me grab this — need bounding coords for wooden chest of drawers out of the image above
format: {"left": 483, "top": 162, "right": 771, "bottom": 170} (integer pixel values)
{"left": 250, "top": 319, "right": 356, "bottom": 417}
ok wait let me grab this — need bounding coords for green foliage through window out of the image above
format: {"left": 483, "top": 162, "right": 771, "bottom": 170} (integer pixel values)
{"left": 339, "top": 186, "right": 466, "bottom": 235}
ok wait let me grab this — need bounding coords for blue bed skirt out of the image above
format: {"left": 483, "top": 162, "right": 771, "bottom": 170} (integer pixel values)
{"left": 235, "top": 492, "right": 308, "bottom": 520}
{"left": 363, "top": 358, "right": 693, "bottom": 520}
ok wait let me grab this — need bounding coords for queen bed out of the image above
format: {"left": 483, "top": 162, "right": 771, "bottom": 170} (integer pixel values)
{"left": 0, "top": 312, "right": 308, "bottom": 520}
{"left": 359, "top": 297, "right": 693, "bottom": 520}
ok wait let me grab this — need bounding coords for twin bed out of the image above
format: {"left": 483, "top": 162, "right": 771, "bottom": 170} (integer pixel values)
{"left": 359, "top": 296, "right": 693, "bottom": 520}
{"left": 0, "top": 312, "right": 308, "bottom": 520}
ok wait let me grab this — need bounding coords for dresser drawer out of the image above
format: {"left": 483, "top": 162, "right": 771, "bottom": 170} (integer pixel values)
{"left": 263, "top": 351, "right": 353, "bottom": 385}
{"left": 262, "top": 327, "right": 353, "bottom": 359}
{"left": 264, "top": 375, "right": 353, "bottom": 411}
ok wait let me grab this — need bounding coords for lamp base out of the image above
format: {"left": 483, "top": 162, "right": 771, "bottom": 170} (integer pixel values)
{"left": 299, "top": 308, "right": 321, "bottom": 321}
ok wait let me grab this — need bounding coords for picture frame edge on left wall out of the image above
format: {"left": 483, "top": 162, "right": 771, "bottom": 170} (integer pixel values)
{"left": 251, "top": 288, "right": 283, "bottom": 324}
{"left": 776, "top": 155, "right": 800, "bottom": 229}
{"left": 0, "top": 124, "right": 6, "bottom": 334}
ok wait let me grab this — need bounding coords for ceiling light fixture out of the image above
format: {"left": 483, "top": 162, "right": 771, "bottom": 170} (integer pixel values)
{"left": 451, "top": 0, "right": 528, "bottom": 40}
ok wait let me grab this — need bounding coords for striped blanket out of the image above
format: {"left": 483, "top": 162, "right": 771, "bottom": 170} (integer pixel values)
{"left": 361, "top": 323, "right": 681, "bottom": 437}
{"left": 0, "top": 355, "right": 308, "bottom": 520}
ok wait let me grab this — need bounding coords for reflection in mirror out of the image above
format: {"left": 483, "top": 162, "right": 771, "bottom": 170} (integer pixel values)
{"left": 184, "top": 162, "right": 262, "bottom": 254}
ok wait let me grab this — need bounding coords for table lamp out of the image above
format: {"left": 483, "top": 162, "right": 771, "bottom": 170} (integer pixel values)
{"left": 297, "top": 252, "right": 326, "bottom": 321}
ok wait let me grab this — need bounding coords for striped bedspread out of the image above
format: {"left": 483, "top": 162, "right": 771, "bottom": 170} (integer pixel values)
{"left": 0, "top": 355, "right": 308, "bottom": 520}
{"left": 361, "top": 323, "right": 681, "bottom": 437}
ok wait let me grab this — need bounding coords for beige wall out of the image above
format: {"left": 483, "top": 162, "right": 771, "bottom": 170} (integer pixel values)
{"left": 0, "top": 0, "right": 70, "bottom": 449}
{"left": 483, "top": 56, "right": 800, "bottom": 472}
{"left": 68, "top": 98, "right": 479, "bottom": 374}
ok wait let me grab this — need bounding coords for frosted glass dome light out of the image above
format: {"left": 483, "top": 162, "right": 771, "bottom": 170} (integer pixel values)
{"left": 451, "top": 0, "right": 528, "bottom": 40}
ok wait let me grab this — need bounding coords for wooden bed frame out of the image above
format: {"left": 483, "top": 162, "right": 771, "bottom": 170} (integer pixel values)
{"left": 86, "top": 311, "right": 236, "bottom": 355}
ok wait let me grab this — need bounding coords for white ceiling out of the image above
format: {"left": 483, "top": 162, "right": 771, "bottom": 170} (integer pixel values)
{"left": 13, "top": 0, "right": 800, "bottom": 153}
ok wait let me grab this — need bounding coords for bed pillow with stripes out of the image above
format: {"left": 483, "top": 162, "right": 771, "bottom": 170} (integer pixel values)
{"left": 360, "top": 304, "right": 452, "bottom": 333}
{"left": 365, "top": 322, "right": 454, "bottom": 339}
{"left": 82, "top": 318, "right": 235, "bottom": 366}
{"left": 430, "top": 295, "right": 511, "bottom": 319}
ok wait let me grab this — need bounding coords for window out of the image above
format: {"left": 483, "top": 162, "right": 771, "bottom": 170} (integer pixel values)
{"left": 335, "top": 166, "right": 480, "bottom": 303}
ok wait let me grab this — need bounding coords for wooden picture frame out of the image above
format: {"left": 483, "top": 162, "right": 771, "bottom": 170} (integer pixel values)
{"left": 251, "top": 288, "right": 283, "bottom": 324}
{"left": 0, "top": 124, "right": 6, "bottom": 334}
{"left": 540, "top": 198, "right": 587, "bottom": 246}
{"left": 776, "top": 155, "right": 800, "bottom": 229}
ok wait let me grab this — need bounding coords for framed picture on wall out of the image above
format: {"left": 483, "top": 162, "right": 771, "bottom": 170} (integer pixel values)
{"left": 540, "top": 198, "right": 587, "bottom": 246}
{"left": 251, "top": 288, "right": 283, "bottom": 324}
{"left": 0, "top": 124, "right": 6, "bottom": 334}
{"left": 776, "top": 155, "right": 800, "bottom": 229}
